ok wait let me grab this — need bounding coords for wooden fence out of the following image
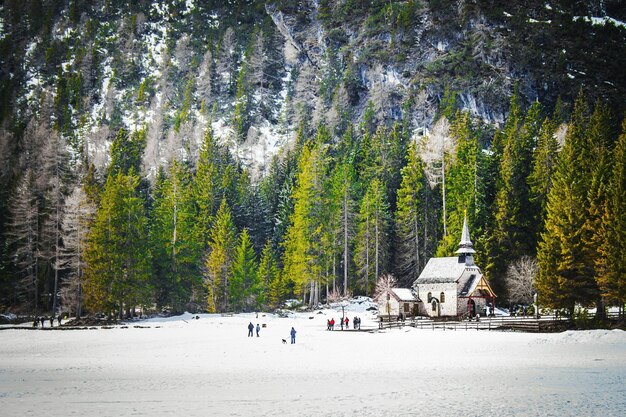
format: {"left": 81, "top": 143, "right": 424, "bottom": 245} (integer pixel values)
{"left": 375, "top": 311, "right": 623, "bottom": 332}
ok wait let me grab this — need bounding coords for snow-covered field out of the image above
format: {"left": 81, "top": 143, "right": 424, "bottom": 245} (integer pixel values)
{"left": 1, "top": 303, "right": 625, "bottom": 417}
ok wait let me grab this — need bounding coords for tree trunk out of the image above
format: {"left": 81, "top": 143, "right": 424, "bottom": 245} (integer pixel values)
{"left": 343, "top": 185, "right": 348, "bottom": 297}
{"left": 414, "top": 212, "right": 420, "bottom": 276}
{"left": 365, "top": 209, "right": 369, "bottom": 298}
{"left": 442, "top": 157, "right": 447, "bottom": 236}
{"left": 374, "top": 202, "right": 379, "bottom": 297}
{"left": 595, "top": 297, "right": 605, "bottom": 320}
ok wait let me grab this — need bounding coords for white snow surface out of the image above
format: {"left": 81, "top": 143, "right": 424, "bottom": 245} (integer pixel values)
{"left": 575, "top": 15, "right": 626, "bottom": 29}
{"left": 1, "top": 305, "right": 625, "bottom": 416}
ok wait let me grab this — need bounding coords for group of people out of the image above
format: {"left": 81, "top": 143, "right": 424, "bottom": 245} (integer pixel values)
{"left": 326, "top": 316, "right": 362, "bottom": 330}
{"left": 32, "top": 315, "right": 62, "bottom": 328}
{"left": 248, "top": 321, "right": 297, "bottom": 344}
{"left": 247, "top": 322, "right": 261, "bottom": 337}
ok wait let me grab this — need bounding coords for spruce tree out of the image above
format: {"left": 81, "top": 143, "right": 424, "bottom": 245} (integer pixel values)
{"left": 583, "top": 103, "right": 615, "bottom": 314}
{"left": 282, "top": 142, "right": 325, "bottom": 304}
{"left": 437, "top": 112, "right": 478, "bottom": 256}
{"left": 394, "top": 141, "right": 425, "bottom": 286}
{"left": 233, "top": 60, "right": 251, "bottom": 141}
{"left": 327, "top": 161, "right": 356, "bottom": 296}
{"left": 491, "top": 102, "right": 542, "bottom": 297}
{"left": 536, "top": 93, "right": 597, "bottom": 312}
{"left": 596, "top": 119, "right": 626, "bottom": 313}
{"left": 108, "top": 128, "right": 146, "bottom": 177}
{"left": 230, "top": 228, "right": 258, "bottom": 311}
{"left": 83, "top": 172, "right": 152, "bottom": 318}
{"left": 205, "top": 199, "right": 237, "bottom": 313}
{"left": 528, "top": 117, "right": 559, "bottom": 229}
{"left": 151, "top": 161, "right": 201, "bottom": 312}
{"left": 193, "top": 129, "right": 221, "bottom": 248}
{"left": 257, "top": 240, "right": 281, "bottom": 309}
{"left": 354, "top": 178, "right": 390, "bottom": 295}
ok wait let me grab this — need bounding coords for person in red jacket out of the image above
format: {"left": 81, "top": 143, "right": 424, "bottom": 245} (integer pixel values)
{"left": 330, "top": 318, "right": 335, "bottom": 330}
{"left": 345, "top": 317, "right": 349, "bottom": 329}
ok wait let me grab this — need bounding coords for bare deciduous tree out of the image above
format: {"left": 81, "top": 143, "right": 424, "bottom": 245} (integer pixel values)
{"left": 504, "top": 256, "right": 538, "bottom": 305}
{"left": 7, "top": 171, "right": 40, "bottom": 311}
{"left": 59, "top": 185, "right": 95, "bottom": 317}
{"left": 418, "top": 116, "right": 454, "bottom": 235}
{"left": 373, "top": 273, "right": 397, "bottom": 304}
{"left": 326, "top": 288, "right": 352, "bottom": 304}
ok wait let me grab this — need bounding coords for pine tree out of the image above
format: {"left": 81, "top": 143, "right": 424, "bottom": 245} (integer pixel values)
{"left": 536, "top": 93, "right": 597, "bottom": 312}
{"left": 596, "top": 119, "right": 626, "bottom": 313}
{"left": 395, "top": 141, "right": 425, "bottom": 286}
{"left": 230, "top": 228, "right": 258, "bottom": 311}
{"left": 205, "top": 199, "right": 237, "bottom": 313}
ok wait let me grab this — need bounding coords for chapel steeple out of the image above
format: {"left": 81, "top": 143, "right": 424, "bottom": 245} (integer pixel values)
{"left": 455, "top": 215, "right": 475, "bottom": 264}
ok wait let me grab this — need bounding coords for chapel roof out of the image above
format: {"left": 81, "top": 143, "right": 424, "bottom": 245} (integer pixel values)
{"left": 391, "top": 288, "right": 419, "bottom": 302}
{"left": 414, "top": 257, "right": 469, "bottom": 284}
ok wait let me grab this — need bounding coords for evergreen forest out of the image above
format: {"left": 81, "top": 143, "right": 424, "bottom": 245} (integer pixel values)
{"left": 0, "top": 0, "right": 625, "bottom": 318}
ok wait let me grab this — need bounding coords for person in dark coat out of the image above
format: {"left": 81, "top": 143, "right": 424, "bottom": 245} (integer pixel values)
{"left": 248, "top": 322, "right": 254, "bottom": 337}
{"left": 40, "top": 317, "right": 45, "bottom": 328}
{"left": 57, "top": 315, "right": 62, "bottom": 326}
{"left": 49, "top": 316, "right": 54, "bottom": 327}
{"left": 256, "top": 323, "right": 260, "bottom": 337}
{"left": 290, "top": 327, "right": 297, "bottom": 344}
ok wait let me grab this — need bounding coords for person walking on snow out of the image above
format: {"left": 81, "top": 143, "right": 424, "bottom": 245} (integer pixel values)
{"left": 290, "top": 327, "right": 297, "bottom": 344}
{"left": 248, "top": 322, "right": 254, "bottom": 337}
{"left": 256, "top": 323, "right": 260, "bottom": 337}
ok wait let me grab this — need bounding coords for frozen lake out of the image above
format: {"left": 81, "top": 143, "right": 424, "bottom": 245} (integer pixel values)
{"left": 1, "top": 309, "right": 625, "bottom": 416}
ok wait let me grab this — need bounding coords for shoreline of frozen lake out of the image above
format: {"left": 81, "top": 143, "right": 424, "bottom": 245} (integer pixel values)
{"left": 1, "top": 309, "right": 625, "bottom": 416}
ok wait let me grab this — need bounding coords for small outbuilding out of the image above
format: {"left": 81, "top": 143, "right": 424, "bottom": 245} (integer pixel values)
{"left": 377, "top": 288, "right": 420, "bottom": 320}
{"left": 412, "top": 216, "right": 496, "bottom": 319}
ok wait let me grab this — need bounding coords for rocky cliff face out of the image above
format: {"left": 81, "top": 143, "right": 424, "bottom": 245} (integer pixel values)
{"left": 1, "top": 0, "right": 624, "bottom": 178}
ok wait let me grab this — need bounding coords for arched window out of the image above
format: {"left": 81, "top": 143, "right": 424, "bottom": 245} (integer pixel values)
{"left": 440, "top": 292, "right": 445, "bottom": 303}
{"left": 427, "top": 292, "right": 432, "bottom": 302}
{"left": 431, "top": 300, "right": 437, "bottom": 312}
